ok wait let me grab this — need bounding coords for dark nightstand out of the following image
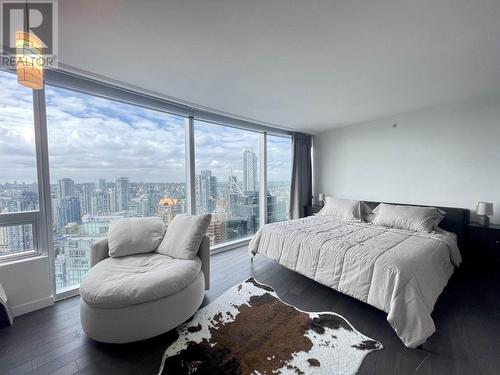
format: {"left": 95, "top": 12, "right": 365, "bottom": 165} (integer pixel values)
{"left": 304, "top": 205, "right": 323, "bottom": 217}
{"left": 466, "top": 223, "right": 500, "bottom": 270}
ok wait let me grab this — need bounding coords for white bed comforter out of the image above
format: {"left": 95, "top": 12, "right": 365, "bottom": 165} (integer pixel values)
{"left": 248, "top": 215, "right": 461, "bottom": 348}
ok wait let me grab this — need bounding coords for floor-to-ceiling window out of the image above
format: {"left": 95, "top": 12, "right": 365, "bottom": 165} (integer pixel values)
{"left": 267, "top": 135, "right": 292, "bottom": 223}
{"left": 0, "top": 70, "right": 296, "bottom": 295}
{"left": 45, "top": 84, "right": 186, "bottom": 291}
{"left": 0, "top": 71, "right": 39, "bottom": 257}
{"left": 194, "top": 120, "right": 261, "bottom": 246}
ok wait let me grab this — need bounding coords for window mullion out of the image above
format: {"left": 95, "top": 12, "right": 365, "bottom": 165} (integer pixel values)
{"left": 185, "top": 116, "right": 196, "bottom": 215}
{"left": 259, "top": 132, "right": 267, "bottom": 226}
{"left": 33, "top": 88, "right": 56, "bottom": 295}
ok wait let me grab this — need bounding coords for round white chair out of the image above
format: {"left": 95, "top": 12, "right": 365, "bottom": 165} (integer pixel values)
{"left": 79, "top": 236, "right": 210, "bottom": 343}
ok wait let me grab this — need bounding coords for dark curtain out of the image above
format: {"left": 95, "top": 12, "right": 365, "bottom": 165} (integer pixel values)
{"left": 289, "top": 132, "right": 312, "bottom": 219}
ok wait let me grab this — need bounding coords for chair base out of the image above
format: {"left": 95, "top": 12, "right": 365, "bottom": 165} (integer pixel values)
{"left": 80, "top": 271, "right": 205, "bottom": 343}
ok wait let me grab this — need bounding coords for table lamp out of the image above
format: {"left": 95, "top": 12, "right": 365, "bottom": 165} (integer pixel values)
{"left": 318, "top": 193, "right": 325, "bottom": 206}
{"left": 476, "top": 202, "right": 493, "bottom": 226}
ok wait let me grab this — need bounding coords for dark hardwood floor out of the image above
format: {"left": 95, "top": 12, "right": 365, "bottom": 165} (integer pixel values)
{"left": 1, "top": 246, "right": 499, "bottom": 375}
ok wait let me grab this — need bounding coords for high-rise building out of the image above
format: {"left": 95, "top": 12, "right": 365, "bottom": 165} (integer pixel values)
{"left": 206, "top": 213, "right": 226, "bottom": 246}
{"left": 147, "top": 188, "right": 162, "bottom": 216}
{"left": 20, "top": 191, "right": 38, "bottom": 211}
{"left": 157, "top": 197, "right": 185, "bottom": 224}
{"left": 57, "top": 178, "right": 75, "bottom": 200}
{"left": 225, "top": 175, "right": 241, "bottom": 211}
{"left": 195, "top": 170, "right": 216, "bottom": 213}
{"left": 95, "top": 178, "right": 106, "bottom": 191}
{"left": 108, "top": 189, "right": 117, "bottom": 212}
{"left": 243, "top": 148, "right": 257, "bottom": 192}
{"left": 115, "top": 177, "right": 129, "bottom": 211}
{"left": 195, "top": 171, "right": 210, "bottom": 214}
{"left": 57, "top": 196, "right": 82, "bottom": 233}
{"left": 91, "top": 190, "right": 110, "bottom": 216}
{"left": 226, "top": 218, "right": 248, "bottom": 242}
{"left": 210, "top": 175, "right": 218, "bottom": 203}
{"left": 231, "top": 190, "right": 259, "bottom": 235}
{"left": 55, "top": 180, "right": 79, "bottom": 235}
{"left": 51, "top": 196, "right": 58, "bottom": 229}
{"left": 5, "top": 224, "right": 34, "bottom": 252}
{"left": 62, "top": 237, "right": 93, "bottom": 288}
{"left": 128, "top": 195, "right": 150, "bottom": 216}
{"left": 79, "top": 217, "right": 112, "bottom": 237}
{"left": 78, "top": 183, "right": 94, "bottom": 215}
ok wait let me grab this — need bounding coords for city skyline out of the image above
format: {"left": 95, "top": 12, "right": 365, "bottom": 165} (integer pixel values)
{"left": 1, "top": 147, "right": 291, "bottom": 290}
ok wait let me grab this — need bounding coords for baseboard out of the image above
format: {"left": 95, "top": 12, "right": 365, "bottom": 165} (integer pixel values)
{"left": 12, "top": 296, "right": 54, "bottom": 317}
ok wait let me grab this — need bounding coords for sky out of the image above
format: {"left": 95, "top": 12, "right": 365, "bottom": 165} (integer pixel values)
{"left": 0, "top": 70, "right": 291, "bottom": 184}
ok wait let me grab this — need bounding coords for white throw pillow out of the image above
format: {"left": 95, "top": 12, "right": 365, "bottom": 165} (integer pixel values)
{"left": 318, "top": 197, "right": 362, "bottom": 221}
{"left": 372, "top": 203, "right": 446, "bottom": 233}
{"left": 108, "top": 217, "right": 166, "bottom": 258}
{"left": 156, "top": 214, "right": 212, "bottom": 260}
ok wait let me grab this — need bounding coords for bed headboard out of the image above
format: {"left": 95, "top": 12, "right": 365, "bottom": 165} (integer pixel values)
{"left": 363, "top": 201, "right": 470, "bottom": 251}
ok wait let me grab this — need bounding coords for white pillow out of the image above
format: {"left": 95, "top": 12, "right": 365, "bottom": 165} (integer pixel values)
{"left": 108, "top": 217, "right": 166, "bottom": 258}
{"left": 318, "top": 197, "right": 362, "bottom": 221}
{"left": 156, "top": 214, "right": 212, "bottom": 260}
{"left": 372, "top": 203, "right": 446, "bottom": 233}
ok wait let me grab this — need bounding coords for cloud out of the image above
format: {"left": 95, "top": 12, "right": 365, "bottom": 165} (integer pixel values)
{"left": 0, "top": 70, "right": 291, "bottom": 184}
{"left": 0, "top": 71, "right": 38, "bottom": 182}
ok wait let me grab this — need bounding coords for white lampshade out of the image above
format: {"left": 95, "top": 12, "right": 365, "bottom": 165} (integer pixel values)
{"left": 318, "top": 193, "right": 325, "bottom": 202}
{"left": 476, "top": 202, "right": 493, "bottom": 216}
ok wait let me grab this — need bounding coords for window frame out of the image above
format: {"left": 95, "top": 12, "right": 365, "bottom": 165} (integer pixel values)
{"left": 1, "top": 68, "right": 295, "bottom": 298}
{"left": 0, "top": 73, "right": 49, "bottom": 262}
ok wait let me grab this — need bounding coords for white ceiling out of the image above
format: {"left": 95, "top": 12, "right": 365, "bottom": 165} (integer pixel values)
{"left": 58, "top": 0, "right": 500, "bottom": 133}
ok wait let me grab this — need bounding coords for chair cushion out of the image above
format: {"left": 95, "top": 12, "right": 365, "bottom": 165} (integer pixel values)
{"left": 108, "top": 217, "right": 166, "bottom": 258}
{"left": 156, "top": 214, "right": 211, "bottom": 260}
{"left": 80, "top": 253, "right": 201, "bottom": 308}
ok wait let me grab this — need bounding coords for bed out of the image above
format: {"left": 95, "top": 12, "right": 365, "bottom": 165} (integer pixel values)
{"left": 248, "top": 201, "right": 470, "bottom": 348}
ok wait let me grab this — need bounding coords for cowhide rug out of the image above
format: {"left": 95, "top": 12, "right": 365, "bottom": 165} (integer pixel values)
{"left": 159, "top": 278, "right": 382, "bottom": 374}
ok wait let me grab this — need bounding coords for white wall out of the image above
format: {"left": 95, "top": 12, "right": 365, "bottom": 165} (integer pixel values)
{"left": 314, "top": 92, "right": 500, "bottom": 224}
{"left": 0, "top": 256, "right": 53, "bottom": 318}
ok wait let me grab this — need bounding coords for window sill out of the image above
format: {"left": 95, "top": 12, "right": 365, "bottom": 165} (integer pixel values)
{"left": 211, "top": 237, "right": 252, "bottom": 254}
{"left": 55, "top": 285, "right": 81, "bottom": 301}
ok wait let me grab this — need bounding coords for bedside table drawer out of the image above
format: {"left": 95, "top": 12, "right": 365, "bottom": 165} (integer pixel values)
{"left": 470, "top": 236, "right": 499, "bottom": 257}
{"left": 466, "top": 224, "right": 500, "bottom": 266}
{"left": 490, "top": 237, "right": 500, "bottom": 250}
